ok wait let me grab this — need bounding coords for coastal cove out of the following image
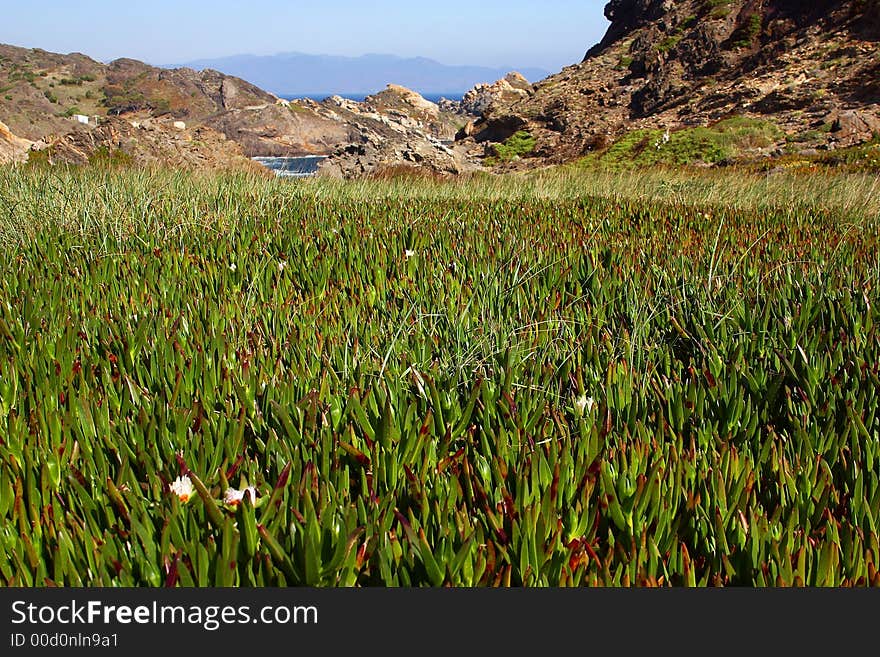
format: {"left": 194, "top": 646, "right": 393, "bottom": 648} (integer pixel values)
{"left": 252, "top": 155, "right": 327, "bottom": 177}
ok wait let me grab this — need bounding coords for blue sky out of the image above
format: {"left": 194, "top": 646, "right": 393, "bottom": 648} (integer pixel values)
{"left": 0, "top": 0, "right": 609, "bottom": 71}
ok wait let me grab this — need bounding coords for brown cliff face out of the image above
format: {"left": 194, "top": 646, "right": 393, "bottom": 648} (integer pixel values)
{"left": 464, "top": 0, "right": 880, "bottom": 168}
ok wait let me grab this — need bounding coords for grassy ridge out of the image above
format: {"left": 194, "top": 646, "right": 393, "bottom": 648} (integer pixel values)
{"left": 0, "top": 167, "right": 878, "bottom": 586}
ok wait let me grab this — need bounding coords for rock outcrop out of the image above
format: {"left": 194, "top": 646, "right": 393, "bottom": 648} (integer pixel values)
{"left": 827, "top": 108, "right": 880, "bottom": 148}
{"left": 457, "top": 72, "right": 534, "bottom": 117}
{"left": 33, "top": 117, "right": 264, "bottom": 173}
{"left": 0, "top": 120, "right": 32, "bottom": 164}
{"left": 316, "top": 85, "right": 477, "bottom": 178}
{"left": 203, "top": 100, "right": 351, "bottom": 157}
{"left": 460, "top": 0, "right": 880, "bottom": 168}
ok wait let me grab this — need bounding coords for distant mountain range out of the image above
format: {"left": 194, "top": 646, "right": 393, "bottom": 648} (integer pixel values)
{"left": 170, "top": 52, "right": 551, "bottom": 98}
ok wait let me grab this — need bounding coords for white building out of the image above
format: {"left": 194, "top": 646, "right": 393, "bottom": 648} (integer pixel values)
{"left": 72, "top": 114, "right": 101, "bottom": 127}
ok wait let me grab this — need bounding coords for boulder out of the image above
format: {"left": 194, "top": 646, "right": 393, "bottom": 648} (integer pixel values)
{"left": 458, "top": 73, "right": 534, "bottom": 118}
{"left": 828, "top": 109, "right": 880, "bottom": 146}
{"left": 0, "top": 120, "right": 32, "bottom": 164}
{"left": 374, "top": 84, "right": 440, "bottom": 118}
{"left": 318, "top": 124, "right": 475, "bottom": 178}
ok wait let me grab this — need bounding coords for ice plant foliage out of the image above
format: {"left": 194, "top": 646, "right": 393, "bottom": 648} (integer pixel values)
{"left": 0, "top": 167, "right": 878, "bottom": 587}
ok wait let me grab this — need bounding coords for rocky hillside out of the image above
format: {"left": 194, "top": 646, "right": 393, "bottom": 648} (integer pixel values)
{"left": 0, "top": 44, "right": 336, "bottom": 157}
{"left": 0, "top": 50, "right": 265, "bottom": 173}
{"left": 9, "top": 2, "right": 876, "bottom": 179}
{"left": 450, "top": 72, "right": 534, "bottom": 118}
{"left": 30, "top": 117, "right": 266, "bottom": 173}
{"left": 462, "top": 0, "right": 880, "bottom": 168}
{"left": 0, "top": 43, "right": 474, "bottom": 172}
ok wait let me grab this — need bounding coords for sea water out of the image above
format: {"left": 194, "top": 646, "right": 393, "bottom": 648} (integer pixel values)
{"left": 252, "top": 155, "right": 327, "bottom": 178}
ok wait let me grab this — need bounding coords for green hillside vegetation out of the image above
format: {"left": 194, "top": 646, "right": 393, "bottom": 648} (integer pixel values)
{"left": 579, "top": 117, "right": 784, "bottom": 169}
{"left": 485, "top": 131, "right": 536, "bottom": 166}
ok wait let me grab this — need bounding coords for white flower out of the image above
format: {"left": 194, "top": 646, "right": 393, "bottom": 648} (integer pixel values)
{"left": 224, "top": 486, "right": 258, "bottom": 506}
{"left": 228, "top": 262, "right": 237, "bottom": 272}
{"left": 169, "top": 475, "right": 194, "bottom": 503}
{"left": 404, "top": 249, "right": 416, "bottom": 258}
{"left": 278, "top": 260, "right": 287, "bottom": 272}
{"left": 574, "top": 394, "right": 594, "bottom": 415}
